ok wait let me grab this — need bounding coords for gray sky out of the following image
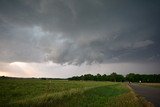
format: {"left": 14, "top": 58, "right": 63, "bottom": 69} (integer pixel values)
{"left": 0, "top": 0, "right": 160, "bottom": 77}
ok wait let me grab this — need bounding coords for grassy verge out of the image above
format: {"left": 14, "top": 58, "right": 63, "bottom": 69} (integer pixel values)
{"left": 141, "top": 83, "right": 160, "bottom": 89}
{"left": 64, "top": 83, "right": 129, "bottom": 107}
{"left": 127, "top": 84, "right": 154, "bottom": 107}
{"left": 12, "top": 83, "right": 132, "bottom": 107}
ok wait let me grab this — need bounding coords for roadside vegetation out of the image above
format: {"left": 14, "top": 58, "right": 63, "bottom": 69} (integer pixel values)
{"left": 141, "top": 83, "right": 160, "bottom": 89}
{"left": 68, "top": 73, "right": 160, "bottom": 83}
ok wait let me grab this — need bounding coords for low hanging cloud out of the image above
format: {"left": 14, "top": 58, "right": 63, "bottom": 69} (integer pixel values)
{"left": 133, "top": 40, "right": 154, "bottom": 48}
{"left": 0, "top": 0, "right": 160, "bottom": 65}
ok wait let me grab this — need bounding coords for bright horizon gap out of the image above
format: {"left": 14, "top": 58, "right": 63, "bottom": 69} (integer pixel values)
{"left": 0, "top": 62, "right": 159, "bottom": 78}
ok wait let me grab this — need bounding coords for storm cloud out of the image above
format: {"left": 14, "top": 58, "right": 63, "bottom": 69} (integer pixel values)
{"left": 0, "top": 0, "right": 160, "bottom": 65}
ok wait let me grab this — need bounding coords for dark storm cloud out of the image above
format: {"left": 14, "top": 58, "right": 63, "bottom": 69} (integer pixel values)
{"left": 0, "top": 0, "right": 160, "bottom": 64}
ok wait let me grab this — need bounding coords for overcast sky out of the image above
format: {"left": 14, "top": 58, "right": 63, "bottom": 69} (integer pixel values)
{"left": 0, "top": 0, "right": 160, "bottom": 78}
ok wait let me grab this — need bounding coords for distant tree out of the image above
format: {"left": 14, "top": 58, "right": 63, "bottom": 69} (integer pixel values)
{"left": 68, "top": 73, "right": 160, "bottom": 83}
{"left": 101, "top": 74, "right": 107, "bottom": 81}
{"left": 116, "top": 74, "right": 125, "bottom": 82}
{"left": 0, "top": 76, "right": 6, "bottom": 79}
{"left": 126, "top": 73, "right": 135, "bottom": 82}
{"left": 109, "top": 72, "right": 117, "bottom": 82}
{"left": 95, "top": 74, "right": 102, "bottom": 81}
{"left": 83, "top": 74, "right": 94, "bottom": 80}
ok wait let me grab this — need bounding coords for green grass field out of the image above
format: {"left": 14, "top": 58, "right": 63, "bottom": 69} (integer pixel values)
{"left": 0, "top": 79, "right": 143, "bottom": 107}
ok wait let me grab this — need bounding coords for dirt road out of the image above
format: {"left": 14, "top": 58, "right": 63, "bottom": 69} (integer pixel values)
{"left": 129, "top": 83, "right": 160, "bottom": 107}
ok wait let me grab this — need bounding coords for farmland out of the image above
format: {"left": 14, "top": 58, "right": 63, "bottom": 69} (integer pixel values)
{"left": 0, "top": 78, "right": 143, "bottom": 107}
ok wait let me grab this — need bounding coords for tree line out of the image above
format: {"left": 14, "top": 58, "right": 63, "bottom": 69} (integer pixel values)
{"left": 68, "top": 73, "right": 160, "bottom": 83}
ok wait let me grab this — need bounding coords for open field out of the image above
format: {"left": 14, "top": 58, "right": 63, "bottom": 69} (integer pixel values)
{"left": 141, "top": 83, "right": 160, "bottom": 89}
{"left": 0, "top": 78, "right": 144, "bottom": 107}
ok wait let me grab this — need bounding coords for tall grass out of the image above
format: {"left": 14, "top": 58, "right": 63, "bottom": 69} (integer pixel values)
{"left": 0, "top": 79, "right": 144, "bottom": 107}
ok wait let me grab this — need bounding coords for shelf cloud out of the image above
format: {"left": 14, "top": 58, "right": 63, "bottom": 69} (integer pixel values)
{"left": 0, "top": 0, "right": 160, "bottom": 77}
